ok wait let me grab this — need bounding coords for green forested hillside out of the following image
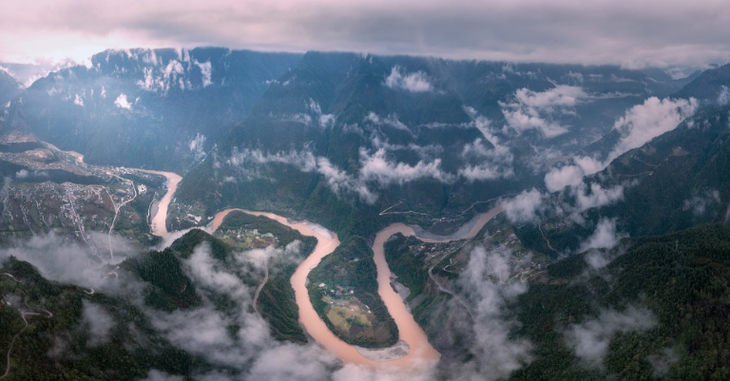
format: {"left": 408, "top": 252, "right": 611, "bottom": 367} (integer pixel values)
{"left": 513, "top": 224, "right": 730, "bottom": 380}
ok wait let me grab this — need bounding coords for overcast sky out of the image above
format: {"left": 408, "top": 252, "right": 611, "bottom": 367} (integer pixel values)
{"left": 2, "top": 0, "right": 729, "bottom": 68}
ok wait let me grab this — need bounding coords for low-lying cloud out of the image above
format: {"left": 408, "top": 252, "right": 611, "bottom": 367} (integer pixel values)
{"left": 0, "top": 232, "right": 141, "bottom": 295}
{"left": 81, "top": 300, "right": 116, "bottom": 347}
{"left": 580, "top": 218, "right": 627, "bottom": 252}
{"left": 449, "top": 246, "right": 533, "bottom": 381}
{"left": 226, "top": 136, "right": 514, "bottom": 204}
{"left": 501, "top": 86, "right": 587, "bottom": 138}
{"left": 114, "top": 93, "right": 132, "bottom": 109}
{"left": 502, "top": 188, "right": 547, "bottom": 224}
{"left": 385, "top": 66, "right": 433, "bottom": 93}
{"left": 682, "top": 189, "right": 721, "bottom": 217}
{"left": 564, "top": 306, "right": 657, "bottom": 369}
{"left": 544, "top": 96, "right": 698, "bottom": 192}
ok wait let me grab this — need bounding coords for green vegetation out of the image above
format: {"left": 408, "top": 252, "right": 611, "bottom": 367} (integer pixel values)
{"left": 212, "top": 211, "right": 318, "bottom": 343}
{"left": 308, "top": 236, "right": 399, "bottom": 348}
{"left": 512, "top": 224, "right": 730, "bottom": 380}
{"left": 122, "top": 248, "right": 202, "bottom": 312}
{"left": 0, "top": 257, "right": 201, "bottom": 381}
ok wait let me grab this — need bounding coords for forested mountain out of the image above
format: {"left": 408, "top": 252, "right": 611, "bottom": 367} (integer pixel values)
{"left": 2, "top": 44, "right": 730, "bottom": 381}
{"left": 175, "top": 51, "right": 691, "bottom": 231}
{"left": 675, "top": 64, "right": 730, "bottom": 104}
{"left": 0, "top": 219, "right": 317, "bottom": 380}
{"left": 530, "top": 103, "right": 730, "bottom": 254}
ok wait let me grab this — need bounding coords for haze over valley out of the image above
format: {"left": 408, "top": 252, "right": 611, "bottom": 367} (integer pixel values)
{"left": 2, "top": 1, "right": 730, "bottom": 380}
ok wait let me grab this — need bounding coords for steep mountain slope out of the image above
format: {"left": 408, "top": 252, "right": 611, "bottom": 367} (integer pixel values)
{"left": 532, "top": 103, "right": 730, "bottom": 253}
{"left": 0, "top": 222, "right": 317, "bottom": 380}
{"left": 0, "top": 70, "right": 22, "bottom": 106}
{"left": 675, "top": 64, "right": 730, "bottom": 104}
{"left": 2, "top": 48, "right": 302, "bottom": 171}
{"left": 176, "top": 51, "right": 688, "bottom": 233}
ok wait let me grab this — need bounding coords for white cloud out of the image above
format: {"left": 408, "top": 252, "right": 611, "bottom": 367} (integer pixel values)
{"left": 502, "top": 108, "right": 568, "bottom": 138}
{"left": 114, "top": 93, "right": 132, "bottom": 109}
{"left": 195, "top": 59, "right": 213, "bottom": 87}
{"left": 73, "top": 93, "right": 84, "bottom": 107}
{"left": 81, "top": 300, "right": 116, "bottom": 347}
{"left": 365, "top": 112, "right": 409, "bottom": 131}
{"left": 544, "top": 96, "right": 697, "bottom": 192}
{"left": 359, "top": 147, "right": 454, "bottom": 186}
{"left": 227, "top": 147, "right": 377, "bottom": 203}
{"left": 514, "top": 85, "right": 586, "bottom": 111}
{"left": 573, "top": 183, "right": 624, "bottom": 213}
{"left": 385, "top": 65, "right": 433, "bottom": 93}
{"left": 564, "top": 306, "right": 656, "bottom": 369}
{"left": 580, "top": 218, "right": 627, "bottom": 252}
{"left": 502, "top": 188, "right": 546, "bottom": 224}
{"left": 647, "top": 347, "right": 681, "bottom": 377}
{"left": 544, "top": 165, "right": 584, "bottom": 192}
{"left": 718, "top": 86, "right": 730, "bottom": 105}
{"left": 682, "top": 189, "right": 721, "bottom": 217}
{"left": 140, "top": 370, "right": 184, "bottom": 381}
{"left": 451, "top": 246, "right": 533, "bottom": 380}
{"left": 189, "top": 133, "right": 206, "bottom": 161}
{"left": 0, "top": 232, "right": 139, "bottom": 295}
{"left": 609, "top": 97, "right": 698, "bottom": 160}
{"left": 501, "top": 86, "right": 586, "bottom": 138}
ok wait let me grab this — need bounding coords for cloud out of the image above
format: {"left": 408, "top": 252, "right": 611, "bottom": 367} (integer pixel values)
{"left": 501, "top": 86, "right": 587, "bottom": 138}
{"left": 682, "top": 189, "right": 721, "bottom": 217}
{"left": 564, "top": 306, "right": 657, "bottom": 369}
{"left": 331, "top": 363, "right": 435, "bottom": 381}
{"left": 73, "top": 93, "right": 84, "bottom": 107}
{"left": 514, "top": 85, "right": 587, "bottom": 111}
{"left": 148, "top": 242, "right": 346, "bottom": 380}
{"left": 609, "top": 97, "right": 698, "bottom": 160}
{"left": 646, "top": 347, "right": 681, "bottom": 377}
{"left": 140, "top": 370, "right": 184, "bottom": 381}
{"left": 544, "top": 96, "right": 697, "bottom": 191}
{"left": 0, "top": 232, "right": 141, "bottom": 295}
{"left": 365, "top": 112, "right": 409, "bottom": 131}
{"left": 449, "top": 246, "right": 533, "bottom": 380}
{"left": 544, "top": 165, "right": 584, "bottom": 192}
{"left": 573, "top": 183, "right": 624, "bottom": 213}
{"left": 359, "top": 148, "right": 455, "bottom": 186}
{"left": 580, "top": 218, "right": 627, "bottom": 252}
{"left": 3, "top": 1, "right": 730, "bottom": 69}
{"left": 227, "top": 147, "right": 377, "bottom": 203}
{"left": 189, "top": 133, "right": 207, "bottom": 161}
{"left": 195, "top": 59, "right": 213, "bottom": 87}
{"left": 246, "top": 343, "right": 338, "bottom": 381}
{"left": 114, "top": 93, "right": 132, "bottom": 109}
{"left": 502, "top": 188, "right": 546, "bottom": 224}
{"left": 385, "top": 65, "right": 433, "bottom": 93}
{"left": 81, "top": 300, "right": 116, "bottom": 347}
{"left": 718, "top": 86, "right": 730, "bottom": 105}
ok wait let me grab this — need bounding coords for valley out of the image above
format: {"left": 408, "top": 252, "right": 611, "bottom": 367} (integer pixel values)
{"left": 1, "top": 46, "right": 730, "bottom": 381}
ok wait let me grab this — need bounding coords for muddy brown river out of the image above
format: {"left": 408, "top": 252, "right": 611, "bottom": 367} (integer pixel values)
{"left": 148, "top": 171, "right": 501, "bottom": 371}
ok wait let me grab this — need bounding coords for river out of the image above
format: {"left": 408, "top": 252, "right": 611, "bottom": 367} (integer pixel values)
{"left": 144, "top": 171, "right": 502, "bottom": 370}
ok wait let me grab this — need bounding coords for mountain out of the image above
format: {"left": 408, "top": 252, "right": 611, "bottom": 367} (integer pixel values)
{"left": 2, "top": 48, "right": 302, "bottom": 171}
{"left": 175, "top": 51, "right": 690, "bottom": 234}
{"left": 675, "top": 64, "right": 730, "bottom": 104}
{"left": 0, "top": 219, "right": 317, "bottom": 380}
{"left": 530, "top": 103, "right": 730, "bottom": 254}
{"left": 0, "top": 69, "right": 22, "bottom": 106}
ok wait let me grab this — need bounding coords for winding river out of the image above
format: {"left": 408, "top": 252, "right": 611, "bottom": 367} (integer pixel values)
{"left": 146, "top": 170, "right": 501, "bottom": 369}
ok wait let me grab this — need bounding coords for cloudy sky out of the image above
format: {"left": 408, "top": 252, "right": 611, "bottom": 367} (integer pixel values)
{"left": 2, "top": 0, "right": 730, "bottom": 68}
